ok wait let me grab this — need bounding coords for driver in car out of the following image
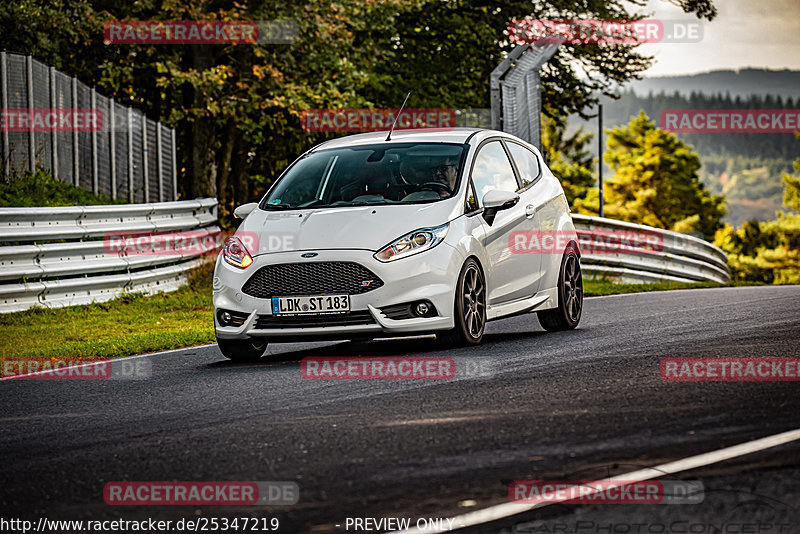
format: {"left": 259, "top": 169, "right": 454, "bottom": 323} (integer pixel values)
{"left": 431, "top": 156, "right": 459, "bottom": 198}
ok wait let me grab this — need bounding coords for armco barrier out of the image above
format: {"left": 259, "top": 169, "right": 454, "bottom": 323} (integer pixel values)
{"left": 0, "top": 198, "right": 218, "bottom": 313}
{"left": 572, "top": 214, "right": 730, "bottom": 284}
{"left": 0, "top": 203, "right": 730, "bottom": 313}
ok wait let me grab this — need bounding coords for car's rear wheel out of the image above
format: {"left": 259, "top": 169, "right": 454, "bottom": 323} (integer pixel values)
{"left": 537, "top": 245, "right": 582, "bottom": 331}
{"left": 217, "top": 338, "right": 269, "bottom": 361}
{"left": 437, "top": 258, "right": 486, "bottom": 346}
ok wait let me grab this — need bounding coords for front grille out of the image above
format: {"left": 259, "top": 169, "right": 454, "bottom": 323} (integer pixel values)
{"left": 241, "top": 262, "right": 384, "bottom": 298}
{"left": 254, "top": 311, "right": 375, "bottom": 329}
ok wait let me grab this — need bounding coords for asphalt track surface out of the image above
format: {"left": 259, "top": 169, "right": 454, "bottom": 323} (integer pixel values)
{"left": 2, "top": 285, "right": 800, "bottom": 533}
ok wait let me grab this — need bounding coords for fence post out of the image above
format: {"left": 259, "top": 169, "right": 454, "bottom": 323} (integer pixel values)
{"left": 91, "top": 88, "right": 98, "bottom": 195}
{"left": 49, "top": 66, "right": 58, "bottom": 180}
{"left": 0, "top": 52, "right": 9, "bottom": 180}
{"left": 156, "top": 123, "right": 163, "bottom": 202}
{"left": 127, "top": 107, "right": 133, "bottom": 202}
{"left": 171, "top": 128, "right": 177, "bottom": 201}
{"left": 142, "top": 114, "right": 149, "bottom": 203}
{"left": 25, "top": 55, "right": 35, "bottom": 173}
{"left": 71, "top": 77, "right": 79, "bottom": 186}
{"left": 109, "top": 98, "right": 116, "bottom": 199}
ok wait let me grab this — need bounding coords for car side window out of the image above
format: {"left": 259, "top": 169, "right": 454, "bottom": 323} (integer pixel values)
{"left": 470, "top": 141, "right": 519, "bottom": 207}
{"left": 506, "top": 142, "right": 542, "bottom": 189}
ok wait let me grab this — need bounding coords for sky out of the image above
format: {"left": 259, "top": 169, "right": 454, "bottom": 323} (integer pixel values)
{"left": 636, "top": 0, "right": 800, "bottom": 76}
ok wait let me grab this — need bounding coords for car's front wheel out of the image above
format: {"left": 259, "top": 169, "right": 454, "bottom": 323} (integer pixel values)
{"left": 537, "top": 244, "right": 582, "bottom": 331}
{"left": 437, "top": 258, "right": 486, "bottom": 346}
{"left": 217, "top": 338, "right": 269, "bottom": 361}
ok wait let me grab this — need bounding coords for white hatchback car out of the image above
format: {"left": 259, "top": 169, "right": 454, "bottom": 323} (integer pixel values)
{"left": 213, "top": 128, "right": 582, "bottom": 360}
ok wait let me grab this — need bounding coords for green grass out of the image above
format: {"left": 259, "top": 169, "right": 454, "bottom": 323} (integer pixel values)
{"left": 0, "top": 263, "right": 767, "bottom": 362}
{"left": 583, "top": 278, "right": 766, "bottom": 297}
{"left": 0, "top": 169, "right": 125, "bottom": 207}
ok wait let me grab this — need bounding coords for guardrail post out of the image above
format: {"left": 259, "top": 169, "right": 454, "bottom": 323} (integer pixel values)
{"left": 109, "top": 98, "right": 116, "bottom": 199}
{"left": 91, "top": 88, "right": 98, "bottom": 195}
{"left": 49, "top": 66, "right": 58, "bottom": 180}
{"left": 156, "top": 123, "right": 163, "bottom": 202}
{"left": 171, "top": 128, "right": 177, "bottom": 200}
{"left": 0, "top": 51, "right": 9, "bottom": 181}
{"left": 127, "top": 107, "right": 133, "bottom": 202}
{"left": 25, "top": 55, "right": 35, "bottom": 173}
{"left": 71, "top": 77, "right": 79, "bottom": 186}
{"left": 142, "top": 114, "right": 149, "bottom": 203}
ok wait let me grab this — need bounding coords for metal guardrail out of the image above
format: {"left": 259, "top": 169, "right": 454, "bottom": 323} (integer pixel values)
{"left": 572, "top": 214, "right": 730, "bottom": 284}
{"left": 0, "top": 199, "right": 218, "bottom": 313}
{"left": 0, "top": 203, "right": 729, "bottom": 313}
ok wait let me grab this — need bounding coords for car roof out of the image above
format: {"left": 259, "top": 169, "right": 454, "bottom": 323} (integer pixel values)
{"left": 308, "top": 128, "right": 513, "bottom": 152}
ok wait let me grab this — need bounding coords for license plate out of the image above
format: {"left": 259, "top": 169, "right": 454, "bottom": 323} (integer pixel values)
{"left": 271, "top": 295, "right": 350, "bottom": 315}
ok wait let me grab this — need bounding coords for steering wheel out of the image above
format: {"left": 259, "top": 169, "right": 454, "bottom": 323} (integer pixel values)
{"left": 418, "top": 182, "right": 453, "bottom": 196}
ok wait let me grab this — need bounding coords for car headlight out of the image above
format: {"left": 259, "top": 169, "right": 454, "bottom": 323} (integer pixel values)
{"left": 374, "top": 223, "right": 449, "bottom": 262}
{"left": 223, "top": 236, "right": 253, "bottom": 268}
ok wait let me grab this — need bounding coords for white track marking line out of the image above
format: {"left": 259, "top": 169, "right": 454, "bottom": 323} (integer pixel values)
{"left": 389, "top": 427, "right": 800, "bottom": 533}
{"left": 0, "top": 343, "right": 216, "bottom": 381}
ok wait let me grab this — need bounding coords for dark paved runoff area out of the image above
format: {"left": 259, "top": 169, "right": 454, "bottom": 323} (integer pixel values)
{"left": 2, "top": 285, "right": 799, "bottom": 533}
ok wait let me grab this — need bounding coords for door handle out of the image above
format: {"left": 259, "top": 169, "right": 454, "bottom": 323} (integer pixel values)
{"left": 525, "top": 204, "right": 536, "bottom": 217}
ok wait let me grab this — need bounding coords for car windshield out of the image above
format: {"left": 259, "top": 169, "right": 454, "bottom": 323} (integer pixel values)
{"left": 260, "top": 143, "right": 467, "bottom": 209}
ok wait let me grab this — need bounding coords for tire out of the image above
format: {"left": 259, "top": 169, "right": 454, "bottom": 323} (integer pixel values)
{"left": 217, "top": 337, "right": 268, "bottom": 362}
{"left": 436, "top": 258, "right": 486, "bottom": 346}
{"left": 537, "top": 245, "right": 583, "bottom": 331}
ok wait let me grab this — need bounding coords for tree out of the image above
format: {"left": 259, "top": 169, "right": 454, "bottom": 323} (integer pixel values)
{"left": 715, "top": 132, "right": 800, "bottom": 284}
{"left": 365, "top": 0, "right": 716, "bottom": 118}
{"left": 541, "top": 116, "right": 595, "bottom": 205}
{"left": 0, "top": 0, "right": 718, "bottom": 215}
{"left": 783, "top": 133, "right": 800, "bottom": 211}
{"left": 585, "top": 112, "right": 725, "bottom": 240}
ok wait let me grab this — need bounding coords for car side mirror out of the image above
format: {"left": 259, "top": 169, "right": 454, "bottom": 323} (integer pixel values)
{"left": 481, "top": 189, "right": 519, "bottom": 225}
{"left": 233, "top": 202, "right": 258, "bottom": 219}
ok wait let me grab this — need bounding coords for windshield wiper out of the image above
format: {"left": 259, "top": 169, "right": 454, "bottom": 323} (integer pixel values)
{"left": 299, "top": 199, "right": 326, "bottom": 208}
{"left": 262, "top": 203, "right": 293, "bottom": 210}
{"left": 348, "top": 201, "right": 391, "bottom": 206}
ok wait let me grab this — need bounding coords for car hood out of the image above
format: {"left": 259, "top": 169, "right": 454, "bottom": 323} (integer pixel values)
{"left": 238, "top": 202, "right": 456, "bottom": 256}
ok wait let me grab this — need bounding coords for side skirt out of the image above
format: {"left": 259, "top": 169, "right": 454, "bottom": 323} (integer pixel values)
{"left": 486, "top": 287, "right": 558, "bottom": 322}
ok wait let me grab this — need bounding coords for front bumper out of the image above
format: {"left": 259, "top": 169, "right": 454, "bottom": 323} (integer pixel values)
{"left": 213, "top": 245, "right": 463, "bottom": 341}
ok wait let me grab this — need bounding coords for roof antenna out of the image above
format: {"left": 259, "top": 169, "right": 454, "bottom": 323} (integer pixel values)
{"left": 386, "top": 91, "right": 411, "bottom": 141}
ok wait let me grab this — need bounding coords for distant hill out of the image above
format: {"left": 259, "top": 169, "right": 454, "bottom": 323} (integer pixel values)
{"left": 626, "top": 69, "right": 800, "bottom": 100}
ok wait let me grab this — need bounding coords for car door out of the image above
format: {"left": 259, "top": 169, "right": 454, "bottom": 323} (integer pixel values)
{"left": 469, "top": 139, "right": 540, "bottom": 305}
{"left": 504, "top": 140, "right": 546, "bottom": 296}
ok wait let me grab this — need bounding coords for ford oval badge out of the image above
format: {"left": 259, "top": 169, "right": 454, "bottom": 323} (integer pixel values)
{"left": 301, "top": 252, "right": 318, "bottom": 258}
